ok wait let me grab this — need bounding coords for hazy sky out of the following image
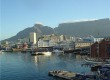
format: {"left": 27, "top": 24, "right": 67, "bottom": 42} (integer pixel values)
{"left": 1, "top": 0, "right": 110, "bottom": 40}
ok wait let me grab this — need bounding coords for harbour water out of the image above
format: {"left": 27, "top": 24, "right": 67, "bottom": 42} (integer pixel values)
{"left": 0, "top": 52, "right": 91, "bottom": 80}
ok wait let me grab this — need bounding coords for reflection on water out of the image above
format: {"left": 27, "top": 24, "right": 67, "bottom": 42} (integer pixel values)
{"left": 1, "top": 52, "right": 90, "bottom": 80}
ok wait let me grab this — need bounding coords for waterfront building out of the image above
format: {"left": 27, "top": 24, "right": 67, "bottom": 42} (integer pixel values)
{"left": 49, "top": 39, "right": 56, "bottom": 47}
{"left": 91, "top": 37, "right": 110, "bottom": 58}
{"left": 38, "top": 39, "right": 57, "bottom": 47}
{"left": 70, "top": 36, "right": 74, "bottom": 41}
{"left": 38, "top": 34, "right": 58, "bottom": 47}
{"left": 22, "top": 42, "right": 28, "bottom": 49}
{"left": 75, "top": 42, "right": 92, "bottom": 49}
{"left": 0, "top": 41, "right": 11, "bottom": 50}
{"left": 93, "top": 37, "right": 104, "bottom": 42}
{"left": 38, "top": 39, "right": 43, "bottom": 47}
{"left": 43, "top": 40, "right": 49, "bottom": 47}
{"left": 50, "top": 35, "right": 59, "bottom": 43}
{"left": 82, "top": 35, "right": 104, "bottom": 43}
{"left": 83, "top": 35, "right": 94, "bottom": 42}
{"left": 29, "top": 32, "right": 37, "bottom": 44}
{"left": 38, "top": 39, "right": 50, "bottom": 47}
{"left": 75, "top": 37, "right": 83, "bottom": 42}
{"left": 60, "top": 41, "right": 75, "bottom": 50}
{"left": 15, "top": 43, "right": 23, "bottom": 49}
{"left": 43, "top": 35, "right": 50, "bottom": 40}
{"left": 4, "top": 41, "right": 9, "bottom": 45}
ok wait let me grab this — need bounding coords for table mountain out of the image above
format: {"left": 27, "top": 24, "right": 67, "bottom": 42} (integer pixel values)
{"left": 54, "top": 18, "right": 110, "bottom": 37}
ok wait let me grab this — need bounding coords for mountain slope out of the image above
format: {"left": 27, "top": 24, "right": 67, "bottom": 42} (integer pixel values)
{"left": 3, "top": 24, "right": 54, "bottom": 42}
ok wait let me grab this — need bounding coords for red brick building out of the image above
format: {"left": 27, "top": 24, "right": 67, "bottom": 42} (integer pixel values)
{"left": 91, "top": 38, "right": 110, "bottom": 59}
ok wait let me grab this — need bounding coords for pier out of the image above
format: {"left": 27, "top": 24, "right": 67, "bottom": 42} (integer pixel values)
{"left": 49, "top": 70, "right": 76, "bottom": 80}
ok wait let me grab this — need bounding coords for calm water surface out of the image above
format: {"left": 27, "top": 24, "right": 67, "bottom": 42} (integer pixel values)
{"left": 0, "top": 52, "right": 91, "bottom": 80}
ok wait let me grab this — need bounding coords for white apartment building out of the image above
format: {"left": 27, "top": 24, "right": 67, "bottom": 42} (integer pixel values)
{"left": 38, "top": 39, "right": 43, "bottom": 47}
{"left": 75, "top": 42, "right": 92, "bottom": 49}
{"left": 29, "top": 32, "right": 36, "bottom": 44}
{"left": 38, "top": 39, "right": 56, "bottom": 47}
{"left": 60, "top": 35, "right": 66, "bottom": 41}
{"left": 83, "top": 35, "right": 104, "bottom": 43}
{"left": 94, "top": 38, "right": 104, "bottom": 42}
{"left": 38, "top": 39, "right": 49, "bottom": 47}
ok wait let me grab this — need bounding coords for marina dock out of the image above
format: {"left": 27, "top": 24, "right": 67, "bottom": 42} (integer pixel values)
{"left": 49, "top": 70, "right": 76, "bottom": 80}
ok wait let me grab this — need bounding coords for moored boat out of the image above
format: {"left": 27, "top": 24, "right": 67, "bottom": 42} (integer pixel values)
{"left": 64, "top": 49, "right": 74, "bottom": 53}
{"left": 52, "top": 49, "right": 64, "bottom": 53}
{"left": 36, "top": 51, "right": 51, "bottom": 55}
{"left": 31, "top": 51, "right": 51, "bottom": 56}
{"left": 83, "top": 57, "right": 109, "bottom": 64}
{"left": 0, "top": 50, "right": 4, "bottom": 53}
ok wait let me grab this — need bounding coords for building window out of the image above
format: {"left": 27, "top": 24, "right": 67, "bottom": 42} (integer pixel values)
{"left": 106, "top": 44, "right": 110, "bottom": 53}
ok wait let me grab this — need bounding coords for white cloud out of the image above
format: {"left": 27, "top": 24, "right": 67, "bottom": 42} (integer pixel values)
{"left": 61, "top": 19, "right": 97, "bottom": 23}
{"left": 35, "top": 22, "right": 43, "bottom": 25}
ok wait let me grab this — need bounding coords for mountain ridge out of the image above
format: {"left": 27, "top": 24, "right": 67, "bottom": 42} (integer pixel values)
{"left": 1, "top": 18, "right": 110, "bottom": 42}
{"left": 54, "top": 18, "right": 110, "bottom": 37}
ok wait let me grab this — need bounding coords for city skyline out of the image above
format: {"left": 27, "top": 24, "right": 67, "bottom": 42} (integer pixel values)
{"left": 1, "top": 0, "right": 110, "bottom": 40}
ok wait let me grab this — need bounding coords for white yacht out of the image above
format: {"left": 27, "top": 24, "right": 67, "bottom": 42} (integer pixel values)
{"left": 35, "top": 51, "right": 51, "bottom": 55}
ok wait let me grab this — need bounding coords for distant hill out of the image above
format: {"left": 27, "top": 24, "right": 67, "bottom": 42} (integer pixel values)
{"left": 2, "top": 18, "right": 110, "bottom": 42}
{"left": 3, "top": 24, "right": 54, "bottom": 42}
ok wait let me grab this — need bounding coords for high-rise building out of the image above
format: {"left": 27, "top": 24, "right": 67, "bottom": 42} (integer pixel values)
{"left": 60, "top": 35, "right": 65, "bottom": 41}
{"left": 29, "top": 32, "right": 36, "bottom": 44}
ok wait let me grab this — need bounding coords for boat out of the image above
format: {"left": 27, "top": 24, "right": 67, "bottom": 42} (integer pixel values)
{"left": 36, "top": 51, "right": 51, "bottom": 55}
{"left": 12, "top": 48, "right": 22, "bottom": 52}
{"left": 0, "top": 50, "right": 4, "bottom": 53}
{"left": 2, "top": 50, "right": 13, "bottom": 52}
{"left": 31, "top": 48, "right": 52, "bottom": 56}
{"left": 52, "top": 49, "right": 64, "bottom": 53}
{"left": 31, "top": 51, "right": 51, "bottom": 56}
{"left": 83, "top": 57, "right": 109, "bottom": 64}
{"left": 64, "top": 49, "right": 74, "bottom": 53}
{"left": 91, "top": 64, "right": 110, "bottom": 79}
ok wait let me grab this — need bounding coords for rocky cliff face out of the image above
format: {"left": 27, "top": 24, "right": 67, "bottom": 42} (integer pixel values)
{"left": 54, "top": 18, "right": 110, "bottom": 37}
{"left": 2, "top": 18, "right": 110, "bottom": 42}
